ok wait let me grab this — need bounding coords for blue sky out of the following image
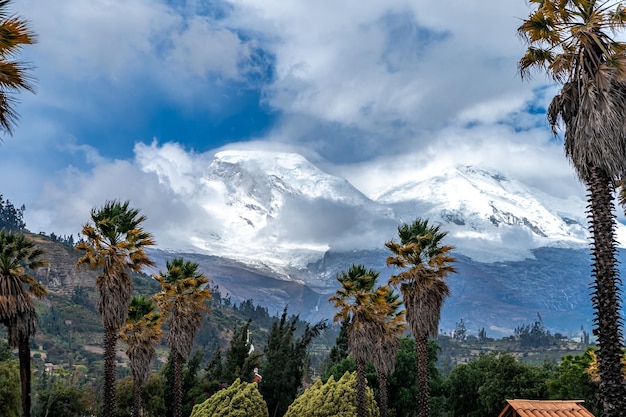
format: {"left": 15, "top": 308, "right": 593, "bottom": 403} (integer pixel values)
{"left": 1, "top": 0, "right": 590, "bottom": 248}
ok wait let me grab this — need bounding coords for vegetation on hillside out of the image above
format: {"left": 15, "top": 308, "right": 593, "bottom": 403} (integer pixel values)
{"left": 0, "top": 199, "right": 608, "bottom": 417}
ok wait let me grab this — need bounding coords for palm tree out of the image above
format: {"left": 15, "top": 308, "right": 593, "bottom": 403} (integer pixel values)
{"left": 0, "top": 230, "right": 47, "bottom": 417}
{"left": 372, "top": 287, "right": 406, "bottom": 417}
{"left": 518, "top": 2, "right": 626, "bottom": 414}
{"left": 385, "top": 218, "right": 456, "bottom": 417}
{"left": 76, "top": 200, "right": 155, "bottom": 417}
{"left": 152, "top": 258, "right": 211, "bottom": 417}
{"left": 0, "top": 0, "right": 36, "bottom": 140}
{"left": 119, "top": 295, "right": 162, "bottom": 417}
{"left": 330, "top": 264, "right": 389, "bottom": 417}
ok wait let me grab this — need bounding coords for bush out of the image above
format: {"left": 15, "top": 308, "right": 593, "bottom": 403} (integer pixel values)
{"left": 190, "top": 378, "right": 268, "bottom": 417}
{"left": 0, "top": 360, "right": 20, "bottom": 417}
{"left": 284, "top": 371, "right": 379, "bottom": 417}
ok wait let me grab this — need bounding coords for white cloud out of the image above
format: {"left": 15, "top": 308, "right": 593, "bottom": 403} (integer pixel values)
{"left": 5, "top": 0, "right": 599, "bottom": 267}
{"left": 222, "top": 0, "right": 544, "bottom": 141}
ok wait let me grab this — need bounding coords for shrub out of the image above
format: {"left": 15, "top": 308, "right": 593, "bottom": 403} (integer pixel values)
{"left": 190, "top": 378, "right": 268, "bottom": 417}
{"left": 284, "top": 371, "right": 379, "bottom": 417}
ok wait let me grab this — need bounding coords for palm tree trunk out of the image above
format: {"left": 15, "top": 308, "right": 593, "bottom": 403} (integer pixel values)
{"left": 415, "top": 335, "right": 430, "bottom": 417}
{"left": 132, "top": 375, "right": 144, "bottom": 417}
{"left": 18, "top": 334, "right": 31, "bottom": 417}
{"left": 173, "top": 350, "right": 184, "bottom": 417}
{"left": 377, "top": 371, "right": 388, "bottom": 417}
{"left": 587, "top": 167, "right": 626, "bottom": 417}
{"left": 355, "top": 358, "right": 367, "bottom": 417}
{"left": 103, "top": 326, "right": 118, "bottom": 417}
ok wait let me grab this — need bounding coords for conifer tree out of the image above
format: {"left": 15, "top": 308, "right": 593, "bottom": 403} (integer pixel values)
{"left": 223, "top": 320, "right": 261, "bottom": 383}
{"left": 259, "top": 307, "right": 326, "bottom": 417}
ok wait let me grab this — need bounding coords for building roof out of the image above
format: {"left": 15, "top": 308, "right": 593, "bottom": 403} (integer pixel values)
{"left": 497, "top": 399, "right": 595, "bottom": 417}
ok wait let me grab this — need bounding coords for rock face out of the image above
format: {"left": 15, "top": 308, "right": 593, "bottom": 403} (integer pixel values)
{"left": 29, "top": 233, "right": 96, "bottom": 296}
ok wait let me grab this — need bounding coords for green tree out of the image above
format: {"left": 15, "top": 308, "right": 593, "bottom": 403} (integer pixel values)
{"left": 330, "top": 265, "right": 390, "bottom": 417}
{"left": 0, "top": 195, "right": 25, "bottom": 231}
{"left": 445, "top": 351, "right": 549, "bottom": 417}
{"left": 385, "top": 218, "right": 456, "bottom": 417}
{"left": 284, "top": 371, "right": 379, "bottom": 417}
{"left": 0, "top": 0, "right": 36, "bottom": 141}
{"left": 204, "top": 347, "right": 224, "bottom": 382}
{"left": 223, "top": 319, "right": 261, "bottom": 384}
{"left": 119, "top": 295, "right": 163, "bottom": 417}
{"left": 153, "top": 258, "right": 211, "bottom": 417}
{"left": 518, "top": 2, "right": 626, "bottom": 414}
{"left": 190, "top": 378, "right": 269, "bottom": 417}
{"left": 0, "top": 359, "right": 20, "bottom": 417}
{"left": 259, "top": 307, "right": 327, "bottom": 417}
{"left": 0, "top": 231, "right": 47, "bottom": 417}
{"left": 116, "top": 374, "right": 167, "bottom": 417}
{"left": 546, "top": 347, "right": 601, "bottom": 416}
{"left": 34, "top": 382, "right": 98, "bottom": 417}
{"left": 76, "top": 200, "right": 155, "bottom": 417}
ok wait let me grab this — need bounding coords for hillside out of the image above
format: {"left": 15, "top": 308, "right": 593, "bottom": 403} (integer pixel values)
{"left": 4, "top": 233, "right": 334, "bottom": 380}
{"left": 0, "top": 233, "right": 590, "bottom": 383}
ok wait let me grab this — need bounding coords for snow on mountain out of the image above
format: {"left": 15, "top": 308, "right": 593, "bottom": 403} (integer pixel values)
{"left": 163, "top": 149, "right": 622, "bottom": 279}
{"left": 148, "top": 149, "right": 626, "bottom": 332}
{"left": 176, "top": 150, "right": 395, "bottom": 276}
{"left": 376, "top": 165, "right": 594, "bottom": 262}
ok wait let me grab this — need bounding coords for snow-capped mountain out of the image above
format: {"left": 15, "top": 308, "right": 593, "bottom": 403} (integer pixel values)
{"left": 169, "top": 149, "right": 396, "bottom": 282}
{"left": 379, "top": 165, "right": 591, "bottom": 262}
{"left": 174, "top": 150, "right": 596, "bottom": 273}
{"left": 150, "top": 149, "right": 624, "bottom": 335}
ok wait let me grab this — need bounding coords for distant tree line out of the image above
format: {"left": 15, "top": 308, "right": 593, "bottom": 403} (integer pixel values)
{"left": 0, "top": 195, "right": 26, "bottom": 231}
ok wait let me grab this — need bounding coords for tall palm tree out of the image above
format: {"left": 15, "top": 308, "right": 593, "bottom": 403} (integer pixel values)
{"left": 385, "top": 218, "right": 456, "bottom": 417}
{"left": 152, "top": 258, "right": 211, "bottom": 417}
{"left": 76, "top": 200, "right": 155, "bottom": 417}
{"left": 0, "top": 230, "right": 47, "bottom": 417}
{"left": 518, "top": 2, "right": 626, "bottom": 414}
{"left": 372, "top": 287, "right": 406, "bottom": 417}
{"left": 330, "top": 264, "right": 389, "bottom": 417}
{"left": 119, "top": 295, "right": 162, "bottom": 417}
{"left": 0, "top": 0, "right": 36, "bottom": 140}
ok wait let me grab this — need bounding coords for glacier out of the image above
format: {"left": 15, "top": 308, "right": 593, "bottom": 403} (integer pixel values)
{"left": 148, "top": 149, "right": 625, "bottom": 335}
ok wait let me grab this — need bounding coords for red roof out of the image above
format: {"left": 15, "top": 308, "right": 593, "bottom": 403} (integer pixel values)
{"left": 497, "top": 399, "right": 595, "bottom": 417}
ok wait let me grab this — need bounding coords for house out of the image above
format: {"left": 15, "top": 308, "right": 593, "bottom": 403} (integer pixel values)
{"left": 497, "top": 399, "right": 595, "bottom": 417}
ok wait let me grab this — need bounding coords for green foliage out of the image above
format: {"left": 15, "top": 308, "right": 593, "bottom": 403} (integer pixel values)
{"left": 284, "top": 371, "right": 378, "bottom": 417}
{"left": 33, "top": 381, "right": 98, "bottom": 417}
{"left": 0, "top": 195, "right": 25, "bottom": 231}
{"left": 514, "top": 314, "right": 555, "bottom": 348}
{"left": 322, "top": 337, "right": 444, "bottom": 417}
{"left": 0, "top": 341, "right": 13, "bottom": 361}
{"left": 223, "top": 320, "right": 261, "bottom": 384}
{"left": 259, "top": 307, "right": 327, "bottom": 417}
{"left": 205, "top": 347, "right": 224, "bottom": 382}
{"left": 182, "top": 350, "right": 205, "bottom": 417}
{"left": 546, "top": 347, "right": 600, "bottom": 415}
{"left": 190, "top": 378, "right": 269, "bottom": 417}
{"left": 116, "top": 374, "right": 167, "bottom": 417}
{"left": 445, "top": 351, "right": 549, "bottom": 417}
{"left": 0, "top": 359, "right": 20, "bottom": 417}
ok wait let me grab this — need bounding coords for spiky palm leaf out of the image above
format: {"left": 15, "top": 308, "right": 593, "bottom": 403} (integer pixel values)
{"left": 330, "top": 264, "right": 391, "bottom": 417}
{"left": 385, "top": 218, "right": 456, "bottom": 417}
{"left": 0, "top": 0, "right": 35, "bottom": 139}
{"left": 0, "top": 230, "right": 47, "bottom": 417}
{"left": 152, "top": 258, "right": 211, "bottom": 417}
{"left": 119, "top": 295, "right": 162, "bottom": 417}
{"left": 371, "top": 287, "right": 406, "bottom": 417}
{"left": 76, "top": 200, "right": 155, "bottom": 417}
